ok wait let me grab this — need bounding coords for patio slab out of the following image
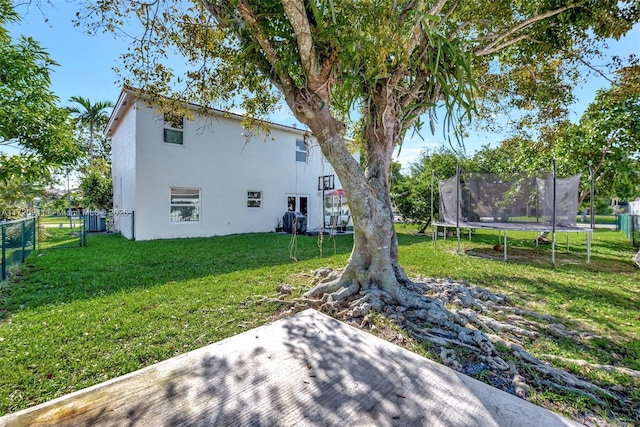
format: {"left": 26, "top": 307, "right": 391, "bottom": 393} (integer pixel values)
{"left": 0, "top": 309, "right": 580, "bottom": 426}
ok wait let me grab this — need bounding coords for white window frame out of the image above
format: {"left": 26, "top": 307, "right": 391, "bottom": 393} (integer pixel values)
{"left": 170, "top": 187, "right": 200, "bottom": 223}
{"left": 247, "top": 191, "right": 262, "bottom": 209}
{"left": 295, "top": 138, "right": 307, "bottom": 163}
{"left": 163, "top": 113, "right": 184, "bottom": 145}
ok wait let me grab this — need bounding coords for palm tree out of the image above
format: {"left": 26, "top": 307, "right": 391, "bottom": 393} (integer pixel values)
{"left": 67, "top": 96, "right": 113, "bottom": 162}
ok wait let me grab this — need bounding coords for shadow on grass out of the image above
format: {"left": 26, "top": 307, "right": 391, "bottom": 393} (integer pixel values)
{"left": 1, "top": 233, "right": 353, "bottom": 318}
{"left": 0, "top": 311, "right": 575, "bottom": 426}
{"left": 488, "top": 272, "right": 636, "bottom": 318}
{"left": 423, "top": 227, "right": 637, "bottom": 273}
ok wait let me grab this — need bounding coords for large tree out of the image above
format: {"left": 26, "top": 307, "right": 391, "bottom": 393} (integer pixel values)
{"left": 67, "top": 96, "right": 114, "bottom": 212}
{"left": 558, "top": 75, "right": 640, "bottom": 204}
{"left": 0, "top": 0, "right": 77, "bottom": 182}
{"left": 86, "top": 1, "right": 638, "bottom": 309}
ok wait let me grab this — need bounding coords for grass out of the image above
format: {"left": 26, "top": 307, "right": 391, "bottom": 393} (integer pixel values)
{"left": 0, "top": 227, "right": 639, "bottom": 422}
{"left": 33, "top": 216, "right": 85, "bottom": 250}
{"left": 37, "top": 216, "right": 65, "bottom": 225}
{"left": 37, "top": 226, "right": 85, "bottom": 250}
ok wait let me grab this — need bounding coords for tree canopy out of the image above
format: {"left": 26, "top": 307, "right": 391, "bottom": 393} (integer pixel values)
{"left": 0, "top": 0, "right": 78, "bottom": 182}
{"left": 66, "top": 96, "right": 114, "bottom": 212}
{"left": 67, "top": 96, "right": 114, "bottom": 163}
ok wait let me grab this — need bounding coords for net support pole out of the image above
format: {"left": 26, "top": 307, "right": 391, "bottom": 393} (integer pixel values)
{"left": 536, "top": 173, "right": 540, "bottom": 224}
{"left": 504, "top": 231, "right": 507, "bottom": 261}
{"left": 589, "top": 164, "right": 595, "bottom": 229}
{"left": 1, "top": 224, "right": 6, "bottom": 281}
{"left": 431, "top": 170, "right": 436, "bottom": 249}
{"left": 35, "top": 216, "right": 38, "bottom": 252}
{"left": 432, "top": 219, "right": 437, "bottom": 247}
{"left": 552, "top": 158, "right": 557, "bottom": 265}
{"left": 430, "top": 170, "right": 434, "bottom": 228}
{"left": 456, "top": 164, "right": 461, "bottom": 254}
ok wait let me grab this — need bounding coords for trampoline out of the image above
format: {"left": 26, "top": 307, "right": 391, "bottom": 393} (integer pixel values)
{"left": 432, "top": 164, "right": 594, "bottom": 263}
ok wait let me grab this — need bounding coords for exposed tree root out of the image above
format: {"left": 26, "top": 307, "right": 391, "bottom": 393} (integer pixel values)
{"left": 541, "top": 355, "right": 640, "bottom": 379}
{"left": 287, "top": 268, "right": 639, "bottom": 421}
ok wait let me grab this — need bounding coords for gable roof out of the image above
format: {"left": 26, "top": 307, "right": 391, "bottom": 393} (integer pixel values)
{"left": 103, "top": 86, "right": 309, "bottom": 138}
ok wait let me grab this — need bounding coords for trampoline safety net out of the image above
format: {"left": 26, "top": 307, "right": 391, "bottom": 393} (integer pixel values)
{"left": 439, "top": 172, "right": 581, "bottom": 228}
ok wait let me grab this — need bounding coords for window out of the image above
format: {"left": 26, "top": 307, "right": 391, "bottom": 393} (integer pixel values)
{"left": 163, "top": 113, "right": 184, "bottom": 145}
{"left": 295, "top": 139, "right": 307, "bottom": 162}
{"left": 247, "top": 191, "right": 262, "bottom": 208}
{"left": 170, "top": 188, "right": 200, "bottom": 222}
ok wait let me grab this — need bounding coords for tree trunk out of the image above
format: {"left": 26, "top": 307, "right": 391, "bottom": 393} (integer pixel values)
{"left": 88, "top": 122, "right": 94, "bottom": 164}
{"left": 293, "top": 84, "right": 424, "bottom": 311}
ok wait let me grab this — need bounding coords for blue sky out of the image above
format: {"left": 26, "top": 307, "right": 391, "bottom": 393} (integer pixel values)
{"left": 8, "top": 1, "right": 640, "bottom": 169}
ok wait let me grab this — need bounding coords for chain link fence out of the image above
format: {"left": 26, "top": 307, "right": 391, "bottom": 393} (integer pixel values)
{"left": 617, "top": 214, "right": 640, "bottom": 247}
{"left": 36, "top": 215, "right": 86, "bottom": 250}
{"left": 1, "top": 217, "right": 36, "bottom": 281}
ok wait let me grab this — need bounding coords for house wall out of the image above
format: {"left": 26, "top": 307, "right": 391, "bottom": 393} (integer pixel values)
{"left": 130, "top": 102, "right": 345, "bottom": 240}
{"left": 110, "top": 103, "right": 137, "bottom": 239}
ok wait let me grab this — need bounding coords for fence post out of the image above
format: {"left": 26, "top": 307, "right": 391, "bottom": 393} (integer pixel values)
{"left": 82, "top": 219, "right": 86, "bottom": 247}
{"left": 21, "top": 219, "right": 26, "bottom": 262}
{"left": 1, "top": 224, "right": 6, "bottom": 281}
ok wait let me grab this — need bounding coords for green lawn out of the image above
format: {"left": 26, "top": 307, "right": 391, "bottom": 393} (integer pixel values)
{"left": 31, "top": 216, "right": 85, "bottom": 250}
{"left": 587, "top": 214, "right": 617, "bottom": 224}
{"left": 37, "top": 216, "right": 81, "bottom": 225}
{"left": 0, "top": 228, "right": 638, "bottom": 421}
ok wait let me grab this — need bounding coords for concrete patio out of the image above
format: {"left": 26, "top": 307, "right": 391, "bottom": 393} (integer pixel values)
{"left": 0, "top": 309, "right": 580, "bottom": 426}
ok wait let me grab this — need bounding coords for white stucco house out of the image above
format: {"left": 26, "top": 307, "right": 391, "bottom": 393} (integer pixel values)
{"left": 105, "top": 88, "right": 354, "bottom": 241}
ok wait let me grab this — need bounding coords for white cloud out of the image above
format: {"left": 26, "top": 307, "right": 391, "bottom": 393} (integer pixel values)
{"left": 393, "top": 135, "right": 441, "bottom": 172}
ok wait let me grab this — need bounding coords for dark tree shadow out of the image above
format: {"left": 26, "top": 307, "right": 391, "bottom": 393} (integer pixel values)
{"left": 0, "top": 310, "right": 576, "bottom": 426}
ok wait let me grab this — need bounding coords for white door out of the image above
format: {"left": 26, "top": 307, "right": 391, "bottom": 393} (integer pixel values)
{"left": 286, "top": 194, "right": 309, "bottom": 222}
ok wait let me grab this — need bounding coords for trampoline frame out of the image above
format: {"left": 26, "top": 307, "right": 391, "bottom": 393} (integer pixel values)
{"left": 432, "top": 221, "right": 592, "bottom": 263}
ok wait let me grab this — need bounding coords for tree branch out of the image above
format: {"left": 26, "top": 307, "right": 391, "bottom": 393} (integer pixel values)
{"left": 282, "top": 0, "right": 336, "bottom": 94}
{"left": 399, "top": 71, "right": 429, "bottom": 110}
{"left": 282, "top": 0, "right": 315, "bottom": 78}
{"left": 428, "top": 0, "right": 449, "bottom": 16}
{"left": 475, "top": 4, "right": 580, "bottom": 56}
{"left": 533, "top": 38, "right": 616, "bottom": 85}
{"left": 234, "top": 1, "right": 296, "bottom": 95}
{"left": 477, "top": 34, "right": 530, "bottom": 56}
{"left": 398, "top": 0, "right": 418, "bottom": 22}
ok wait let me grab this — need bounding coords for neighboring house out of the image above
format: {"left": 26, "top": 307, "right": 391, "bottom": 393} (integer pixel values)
{"left": 105, "top": 88, "right": 353, "bottom": 241}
